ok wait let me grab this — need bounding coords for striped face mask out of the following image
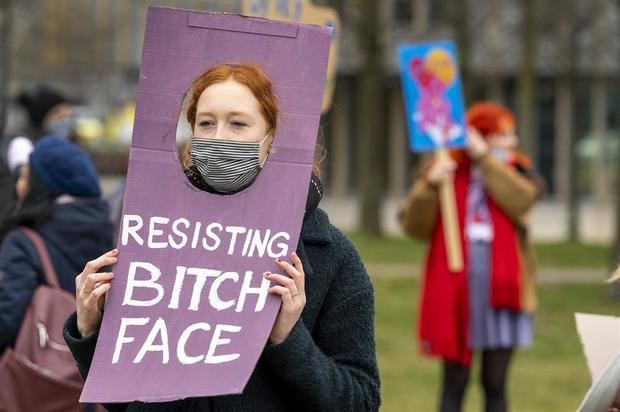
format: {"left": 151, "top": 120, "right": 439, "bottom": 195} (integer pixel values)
{"left": 190, "top": 133, "right": 270, "bottom": 194}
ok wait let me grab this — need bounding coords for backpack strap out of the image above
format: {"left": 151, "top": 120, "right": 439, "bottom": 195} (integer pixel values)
{"left": 20, "top": 227, "right": 60, "bottom": 289}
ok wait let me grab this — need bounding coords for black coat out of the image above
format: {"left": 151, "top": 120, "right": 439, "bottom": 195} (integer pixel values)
{"left": 63, "top": 207, "right": 381, "bottom": 411}
{"left": 0, "top": 198, "right": 114, "bottom": 352}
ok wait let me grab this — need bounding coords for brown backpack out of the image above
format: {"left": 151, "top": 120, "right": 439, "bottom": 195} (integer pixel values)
{"left": 0, "top": 227, "right": 84, "bottom": 412}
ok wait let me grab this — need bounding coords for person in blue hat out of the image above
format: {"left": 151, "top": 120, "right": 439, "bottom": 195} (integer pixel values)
{"left": 0, "top": 86, "right": 79, "bottom": 232}
{"left": 0, "top": 135, "right": 113, "bottom": 353}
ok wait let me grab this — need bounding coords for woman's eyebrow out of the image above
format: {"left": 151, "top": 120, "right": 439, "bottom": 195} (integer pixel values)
{"left": 195, "top": 110, "right": 251, "bottom": 117}
{"left": 195, "top": 110, "right": 213, "bottom": 117}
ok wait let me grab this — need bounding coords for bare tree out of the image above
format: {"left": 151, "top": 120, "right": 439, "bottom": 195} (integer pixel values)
{"left": 589, "top": 0, "right": 613, "bottom": 201}
{"left": 357, "top": 0, "right": 384, "bottom": 234}
{"left": 610, "top": 0, "right": 620, "bottom": 285}
{"left": 0, "top": 0, "right": 11, "bottom": 135}
{"left": 517, "top": 0, "right": 536, "bottom": 157}
{"left": 552, "top": 0, "right": 580, "bottom": 241}
{"left": 445, "top": 0, "right": 471, "bottom": 103}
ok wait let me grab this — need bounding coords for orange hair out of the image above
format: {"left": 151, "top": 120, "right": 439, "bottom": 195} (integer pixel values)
{"left": 466, "top": 101, "right": 515, "bottom": 137}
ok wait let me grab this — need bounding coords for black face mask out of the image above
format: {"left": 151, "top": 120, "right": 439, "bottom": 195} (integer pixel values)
{"left": 45, "top": 115, "right": 76, "bottom": 140}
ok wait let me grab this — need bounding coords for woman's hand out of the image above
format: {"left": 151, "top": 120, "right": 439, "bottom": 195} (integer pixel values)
{"left": 426, "top": 157, "right": 457, "bottom": 187}
{"left": 265, "top": 252, "right": 306, "bottom": 345}
{"left": 466, "top": 127, "right": 489, "bottom": 161}
{"left": 75, "top": 249, "right": 118, "bottom": 338}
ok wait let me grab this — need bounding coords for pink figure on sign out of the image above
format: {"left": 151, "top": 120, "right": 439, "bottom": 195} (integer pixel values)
{"left": 408, "top": 55, "right": 462, "bottom": 147}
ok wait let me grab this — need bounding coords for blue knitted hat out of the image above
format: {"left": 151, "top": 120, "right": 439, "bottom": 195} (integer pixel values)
{"left": 29, "top": 136, "right": 101, "bottom": 198}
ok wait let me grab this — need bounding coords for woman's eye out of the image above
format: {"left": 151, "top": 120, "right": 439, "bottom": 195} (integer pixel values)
{"left": 231, "top": 121, "right": 248, "bottom": 128}
{"left": 199, "top": 120, "right": 214, "bottom": 128}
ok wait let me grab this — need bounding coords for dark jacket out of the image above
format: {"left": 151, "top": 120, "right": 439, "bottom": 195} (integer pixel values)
{"left": 63, "top": 207, "right": 381, "bottom": 411}
{"left": 0, "top": 198, "right": 114, "bottom": 352}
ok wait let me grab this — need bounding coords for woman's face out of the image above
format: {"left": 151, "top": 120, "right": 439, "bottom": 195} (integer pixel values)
{"left": 486, "top": 118, "right": 517, "bottom": 150}
{"left": 15, "top": 164, "right": 29, "bottom": 202}
{"left": 487, "top": 129, "right": 518, "bottom": 150}
{"left": 44, "top": 103, "right": 74, "bottom": 125}
{"left": 193, "top": 79, "right": 272, "bottom": 163}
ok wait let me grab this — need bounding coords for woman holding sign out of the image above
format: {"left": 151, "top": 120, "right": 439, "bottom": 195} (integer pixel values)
{"left": 399, "top": 102, "right": 542, "bottom": 412}
{"left": 63, "top": 63, "right": 381, "bottom": 411}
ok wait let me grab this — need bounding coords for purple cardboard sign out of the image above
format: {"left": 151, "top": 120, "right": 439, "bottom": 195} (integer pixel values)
{"left": 80, "top": 7, "right": 331, "bottom": 403}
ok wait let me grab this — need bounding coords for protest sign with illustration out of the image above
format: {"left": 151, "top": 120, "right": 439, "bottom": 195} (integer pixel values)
{"left": 80, "top": 7, "right": 331, "bottom": 403}
{"left": 397, "top": 40, "right": 467, "bottom": 271}
{"left": 397, "top": 40, "right": 466, "bottom": 152}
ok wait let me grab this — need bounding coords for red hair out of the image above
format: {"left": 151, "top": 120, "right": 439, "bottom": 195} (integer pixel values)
{"left": 466, "top": 102, "right": 515, "bottom": 137}
{"left": 182, "top": 63, "right": 278, "bottom": 170}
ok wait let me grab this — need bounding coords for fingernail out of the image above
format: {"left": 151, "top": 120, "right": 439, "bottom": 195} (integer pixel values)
{"left": 263, "top": 272, "right": 271, "bottom": 277}
{"left": 291, "top": 252, "right": 297, "bottom": 258}
{"left": 276, "top": 258, "right": 281, "bottom": 262}
{"left": 113, "top": 249, "right": 118, "bottom": 253}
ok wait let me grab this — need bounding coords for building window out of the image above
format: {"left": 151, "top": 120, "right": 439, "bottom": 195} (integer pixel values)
{"left": 394, "top": 0, "right": 412, "bottom": 24}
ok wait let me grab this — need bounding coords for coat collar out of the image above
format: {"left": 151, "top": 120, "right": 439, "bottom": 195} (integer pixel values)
{"left": 295, "top": 208, "right": 330, "bottom": 281}
{"left": 301, "top": 208, "right": 332, "bottom": 245}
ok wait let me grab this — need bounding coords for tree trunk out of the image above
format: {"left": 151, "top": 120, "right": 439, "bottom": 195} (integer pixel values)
{"left": 0, "top": 0, "right": 11, "bottom": 135}
{"left": 553, "top": 76, "right": 572, "bottom": 202}
{"left": 412, "top": 0, "right": 430, "bottom": 36}
{"left": 448, "top": 0, "right": 470, "bottom": 103}
{"left": 558, "top": 0, "right": 580, "bottom": 241}
{"left": 611, "top": 79, "right": 620, "bottom": 298}
{"left": 388, "top": 86, "right": 407, "bottom": 197}
{"left": 517, "top": 0, "right": 536, "bottom": 158}
{"left": 591, "top": 77, "right": 609, "bottom": 200}
{"left": 566, "top": 79, "right": 579, "bottom": 242}
{"left": 357, "top": 0, "right": 383, "bottom": 234}
{"left": 330, "top": 77, "right": 351, "bottom": 196}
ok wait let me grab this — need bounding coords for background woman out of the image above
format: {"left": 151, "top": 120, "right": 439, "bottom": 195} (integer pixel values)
{"left": 399, "top": 102, "right": 542, "bottom": 412}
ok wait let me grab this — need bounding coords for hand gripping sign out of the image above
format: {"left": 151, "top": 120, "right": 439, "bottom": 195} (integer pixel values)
{"left": 397, "top": 40, "right": 467, "bottom": 272}
{"left": 80, "top": 7, "right": 331, "bottom": 403}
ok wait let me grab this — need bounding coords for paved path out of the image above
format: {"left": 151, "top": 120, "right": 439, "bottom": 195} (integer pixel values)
{"left": 366, "top": 262, "right": 609, "bottom": 284}
{"left": 320, "top": 196, "right": 616, "bottom": 243}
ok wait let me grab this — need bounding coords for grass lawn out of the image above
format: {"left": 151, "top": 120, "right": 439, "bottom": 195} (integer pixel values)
{"left": 374, "top": 277, "right": 620, "bottom": 411}
{"left": 348, "top": 232, "right": 611, "bottom": 268}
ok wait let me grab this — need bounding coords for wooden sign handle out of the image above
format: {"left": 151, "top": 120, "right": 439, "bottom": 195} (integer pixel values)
{"left": 437, "top": 149, "right": 464, "bottom": 272}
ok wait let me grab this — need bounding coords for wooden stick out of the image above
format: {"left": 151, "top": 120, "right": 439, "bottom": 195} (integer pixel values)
{"left": 437, "top": 148, "right": 464, "bottom": 272}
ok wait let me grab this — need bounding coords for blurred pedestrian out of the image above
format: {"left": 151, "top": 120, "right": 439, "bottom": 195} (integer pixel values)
{"left": 0, "top": 134, "right": 33, "bottom": 237}
{"left": 0, "top": 135, "right": 113, "bottom": 354}
{"left": 16, "top": 85, "right": 78, "bottom": 141}
{"left": 399, "top": 102, "right": 542, "bottom": 412}
{"left": 0, "top": 85, "right": 78, "bottom": 232}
